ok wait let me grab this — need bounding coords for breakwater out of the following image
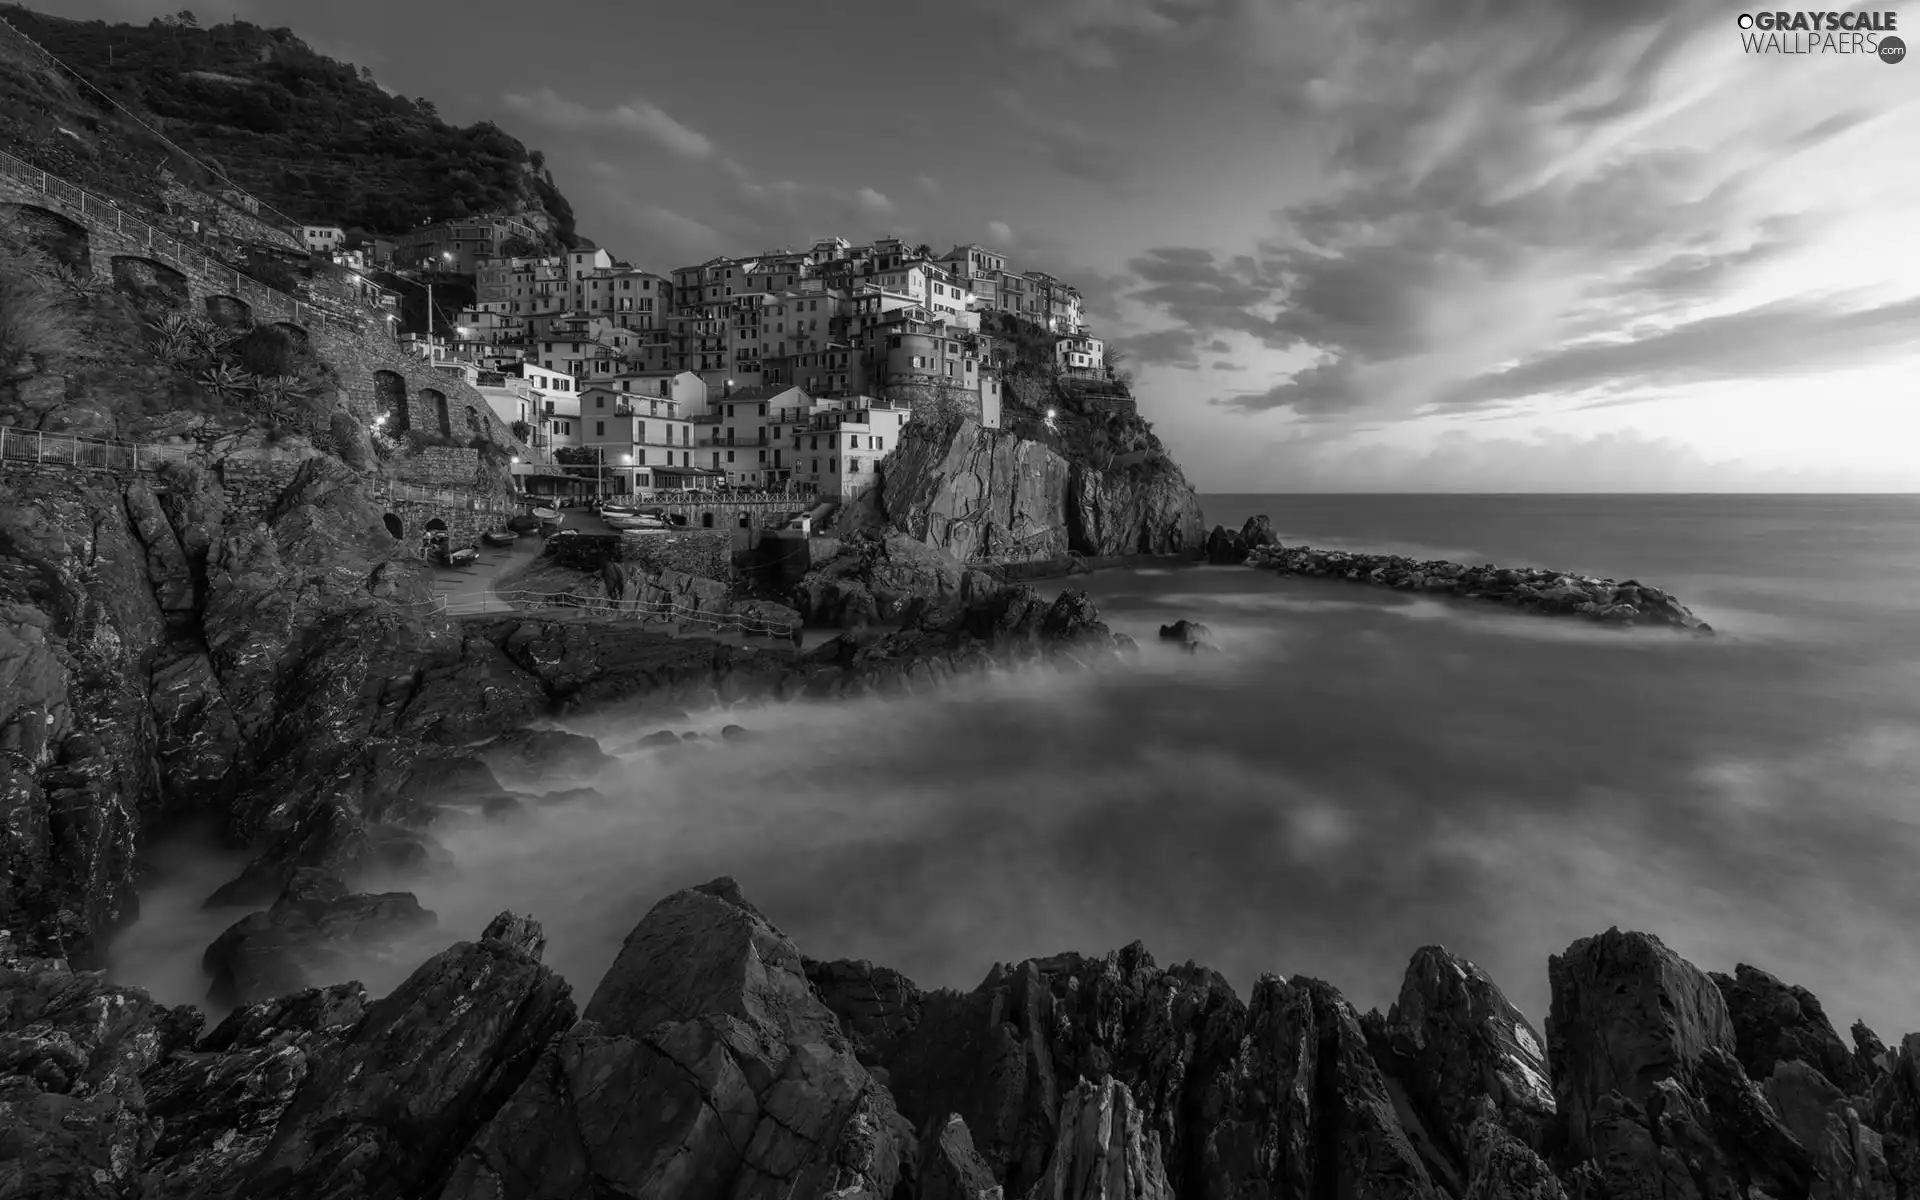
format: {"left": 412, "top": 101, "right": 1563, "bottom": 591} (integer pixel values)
{"left": 1206, "top": 517, "right": 1713, "bottom": 633}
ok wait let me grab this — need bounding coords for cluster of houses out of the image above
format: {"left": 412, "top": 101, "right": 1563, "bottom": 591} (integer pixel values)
{"left": 297, "top": 215, "right": 1111, "bottom": 500}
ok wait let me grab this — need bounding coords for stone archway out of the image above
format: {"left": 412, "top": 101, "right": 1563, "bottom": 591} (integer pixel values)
{"left": 204, "top": 294, "right": 253, "bottom": 329}
{"left": 373, "top": 370, "right": 409, "bottom": 433}
{"left": 382, "top": 512, "right": 404, "bottom": 538}
{"left": 109, "top": 255, "right": 190, "bottom": 310}
{"left": 423, "top": 517, "right": 448, "bottom": 532}
{"left": 2, "top": 203, "right": 91, "bottom": 273}
{"left": 422, "top": 388, "right": 450, "bottom": 437}
{"left": 270, "top": 322, "right": 311, "bottom": 354}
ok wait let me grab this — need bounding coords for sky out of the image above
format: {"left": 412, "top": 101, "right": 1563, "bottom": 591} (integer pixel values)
{"left": 48, "top": 0, "right": 1920, "bottom": 491}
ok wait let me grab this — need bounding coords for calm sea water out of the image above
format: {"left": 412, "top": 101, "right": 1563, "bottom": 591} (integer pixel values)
{"left": 114, "top": 494, "right": 1920, "bottom": 1041}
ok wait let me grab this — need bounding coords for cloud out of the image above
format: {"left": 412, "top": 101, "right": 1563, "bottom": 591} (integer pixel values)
{"left": 990, "top": 88, "right": 1131, "bottom": 184}
{"left": 855, "top": 187, "right": 898, "bottom": 217}
{"left": 1120, "top": 0, "right": 1920, "bottom": 426}
{"left": 989, "top": 0, "right": 1216, "bottom": 68}
{"left": 919, "top": 174, "right": 941, "bottom": 195}
{"left": 986, "top": 220, "right": 1014, "bottom": 245}
{"left": 1213, "top": 360, "right": 1246, "bottom": 371}
{"left": 1439, "top": 294, "right": 1920, "bottom": 410}
{"left": 502, "top": 88, "right": 715, "bottom": 159}
{"left": 1253, "top": 427, "right": 1914, "bottom": 493}
{"left": 1111, "top": 327, "right": 1200, "bottom": 369}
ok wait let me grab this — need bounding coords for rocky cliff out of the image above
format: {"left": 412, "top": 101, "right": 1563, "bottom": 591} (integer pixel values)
{"left": 5, "top": 879, "right": 1916, "bottom": 1200}
{"left": 879, "top": 414, "right": 1205, "bottom": 563}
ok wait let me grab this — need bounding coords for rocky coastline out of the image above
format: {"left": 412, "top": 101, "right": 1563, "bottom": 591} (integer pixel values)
{"left": 6, "top": 876, "right": 1917, "bottom": 1200}
{"left": 1205, "top": 516, "right": 1715, "bottom": 634}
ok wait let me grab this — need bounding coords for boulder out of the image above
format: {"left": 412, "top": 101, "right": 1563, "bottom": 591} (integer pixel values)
{"left": 202, "top": 869, "right": 437, "bottom": 1007}
{"left": 1712, "top": 964, "right": 1865, "bottom": 1095}
{"left": 478, "top": 728, "right": 615, "bottom": 781}
{"left": 1204, "top": 524, "right": 1246, "bottom": 565}
{"left": 238, "top": 913, "right": 576, "bottom": 1200}
{"left": 438, "top": 878, "right": 914, "bottom": 1200}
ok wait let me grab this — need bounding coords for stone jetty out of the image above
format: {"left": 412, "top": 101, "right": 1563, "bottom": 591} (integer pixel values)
{"left": 1207, "top": 516, "right": 1714, "bottom": 634}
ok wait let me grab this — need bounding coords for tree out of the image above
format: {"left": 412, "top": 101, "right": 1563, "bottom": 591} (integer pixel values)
{"left": 500, "top": 234, "right": 537, "bottom": 258}
{"left": 415, "top": 97, "right": 438, "bottom": 119}
{"left": 176, "top": 10, "right": 198, "bottom": 25}
{"left": 528, "top": 149, "right": 546, "bottom": 173}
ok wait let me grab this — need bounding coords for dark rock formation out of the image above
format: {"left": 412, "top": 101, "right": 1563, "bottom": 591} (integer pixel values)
{"left": 792, "top": 530, "right": 1002, "bottom": 628}
{"left": 203, "top": 868, "right": 436, "bottom": 1006}
{"left": 3, "top": 884, "right": 1919, "bottom": 1200}
{"left": 1158, "top": 619, "right": 1215, "bottom": 652}
{"left": 1205, "top": 524, "right": 1245, "bottom": 565}
{"left": 877, "top": 416, "right": 1203, "bottom": 563}
{"left": 1245, "top": 544, "right": 1714, "bottom": 633}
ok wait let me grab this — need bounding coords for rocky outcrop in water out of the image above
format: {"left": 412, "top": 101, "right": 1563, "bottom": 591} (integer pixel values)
{"left": 878, "top": 416, "right": 1203, "bottom": 563}
{"left": 4, "top": 886, "right": 1916, "bottom": 1200}
{"left": 791, "top": 531, "right": 1003, "bottom": 628}
{"left": 1227, "top": 527, "right": 1713, "bottom": 634}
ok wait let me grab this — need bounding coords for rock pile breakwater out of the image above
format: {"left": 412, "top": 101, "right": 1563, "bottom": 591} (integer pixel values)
{"left": 1207, "top": 516, "right": 1714, "bottom": 634}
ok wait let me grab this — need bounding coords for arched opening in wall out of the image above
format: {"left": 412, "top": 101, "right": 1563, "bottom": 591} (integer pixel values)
{"left": 204, "top": 294, "right": 253, "bottom": 329}
{"left": 270, "top": 322, "right": 311, "bottom": 354}
{"left": 109, "top": 255, "right": 189, "bottom": 310}
{"left": 373, "top": 370, "right": 410, "bottom": 433}
{"left": 383, "top": 512, "right": 404, "bottom": 538}
{"left": 737, "top": 512, "right": 750, "bottom": 528}
{"left": 424, "top": 518, "right": 448, "bottom": 531}
{"left": 702, "top": 511, "right": 715, "bottom": 528}
{"left": 423, "top": 388, "right": 450, "bottom": 436}
{"left": 3, "top": 204, "right": 92, "bottom": 274}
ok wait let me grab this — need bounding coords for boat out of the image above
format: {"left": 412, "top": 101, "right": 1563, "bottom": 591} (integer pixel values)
{"left": 603, "top": 512, "right": 670, "bottom": 531}
{"left": 530, "top": 506, "right": 560, "bottom": 521}
{"left": 431, "top": 543, "right": 479, "bottom": 568}
{"left": 482, "top": 529, "right": 519, "bottom": 547}
{"left": 506, "top": 514, "right": 541, "bottom": 534}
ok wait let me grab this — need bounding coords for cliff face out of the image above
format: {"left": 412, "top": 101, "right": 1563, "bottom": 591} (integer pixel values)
{"left": 7, "top": 881, "right": 1918, "bottom": 1200}
{"left": 880, "top": 416, "right": 1204, "bottom": 563}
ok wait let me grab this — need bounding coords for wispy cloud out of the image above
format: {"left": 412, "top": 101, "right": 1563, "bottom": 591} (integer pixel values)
{"left": 502, "top": 88, "right": 715, "bottom": 159}
{"left": 990, "top": 87, "right": 1132, "bottom": 185}
{"left": 989, "top": 0, "right": 1216, "bottom": 68}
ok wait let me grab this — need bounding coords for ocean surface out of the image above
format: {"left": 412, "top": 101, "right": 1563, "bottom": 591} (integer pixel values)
{"left": 113, "top": 494, "right": 1920, "bottom": 1041}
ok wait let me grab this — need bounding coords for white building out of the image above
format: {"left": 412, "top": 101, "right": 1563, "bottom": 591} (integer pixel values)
{"left": 789, "top": 398, "right": 911, "bottom": 501}
{"left": 301, "top": 225, "right": 345, "bottom": 254}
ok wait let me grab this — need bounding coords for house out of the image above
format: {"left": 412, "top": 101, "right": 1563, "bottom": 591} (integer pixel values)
{"left": 697, "top": 384, "right": 812, "bottom": 487}
{"left": 1057, "top": 332, "right": 1106, "bottom": 374}
{"left": 396, "top": 216, "right": 544, "bottom": 273}
{"left": 301, "top": 225, "right": 346, "bottom": 254}
{"left": 578, "top": 386, "right": 699, "bottom": 494}
{"left": 613, "top": 369, "right": 710, "bottom": 417}
{"left": 789, "top": 398, "right": 911, "bottom": 501}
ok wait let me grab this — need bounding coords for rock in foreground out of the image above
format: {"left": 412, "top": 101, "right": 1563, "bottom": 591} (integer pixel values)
{"left": 5, "top": 888, "right": 1917, "bottom": 1200}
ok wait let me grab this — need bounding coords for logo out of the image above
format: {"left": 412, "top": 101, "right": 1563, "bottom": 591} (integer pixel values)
{"left": 1737, "top": 10, "right": 1903, "bottom": 57}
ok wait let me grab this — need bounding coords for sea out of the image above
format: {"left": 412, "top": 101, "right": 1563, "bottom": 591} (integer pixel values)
{"left": 112, "top": 494, "right": 1920, "bottom": 1040}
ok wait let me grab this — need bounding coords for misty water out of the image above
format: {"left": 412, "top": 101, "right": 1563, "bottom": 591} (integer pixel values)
{"left": 110, "top": 494, "right": 1920, "bottom": 1039}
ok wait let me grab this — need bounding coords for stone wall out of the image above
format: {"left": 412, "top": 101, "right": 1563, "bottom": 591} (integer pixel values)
{"left": 617, "top": 529, "right": 733, "bottom": 581}
{"left": 390, "top": 445, "right": 485, "bottom": 490}
{"left": 158, "top": 180, "right": 303, "bottom": 254}
{"left": 387, "top": 499, "right": 492, "bottom": 555}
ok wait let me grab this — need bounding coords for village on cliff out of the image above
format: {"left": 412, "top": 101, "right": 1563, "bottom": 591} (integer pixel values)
{"left": 309, "top": 212, "right": 1119, "bottom": 506}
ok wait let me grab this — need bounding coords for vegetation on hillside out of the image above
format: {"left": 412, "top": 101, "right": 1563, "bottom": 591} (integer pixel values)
{"left": 0, "top": 5, "right": 580, "bottom": 242}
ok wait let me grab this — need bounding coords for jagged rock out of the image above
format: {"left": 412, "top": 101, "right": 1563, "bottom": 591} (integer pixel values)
{"left": 1372, "top": 944, "right": 1557, "bottom": 1185}
{"left": 438, "top": 878, "right": 913, "bottom": 1200}
{"left": 1204, "top": 524, "right": 1245, "bottom": 565}
{"left": 923, "top": 1114, "right": 1005, "bottom": 1200}
{"left": 1713, "top": 963, "right": 1865, "bottom": 1095}
{"left": 142, "top": 983, "right": 370, "bottom": 1199}
{"left": 1027, "top": 1075, "right": 1173, "bottom": 1200}
{"left": 1240, "top": 514, "right": 1278, "bottom": 550}
{"left": 1157, "top": 619, "right": 1215, "bottom": 652}
{"left": 1545, "top": 928, "right": 1738, "bottom": 1159}
{"left": 1461, "top": 1099, "right": 1567, "bottom": 1200}
{"left": 237, "top": 913, "right": 575, "bottom": 1200}
{"left": 202, "top": 869, "right": 437, "bottom": 1007}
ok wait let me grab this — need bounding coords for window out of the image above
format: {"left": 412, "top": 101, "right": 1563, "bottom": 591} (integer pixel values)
{"left": 829, "top": 458, "right": 838, "bottom": 472}
{"left": 595, "top": 421, "right": 605, "bottom": 436}
{"left": 726, "top": 451, "right": 735, "bottom": 463}
{"left": 849, "top": 458, "right": 860, "bottom": 473}
{"left": 595, "top": 395, "right": 606, "bottom": 409}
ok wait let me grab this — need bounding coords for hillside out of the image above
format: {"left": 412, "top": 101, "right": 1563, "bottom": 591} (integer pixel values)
{"left": 0, "top": 4, "right": 578, "bottom": 242}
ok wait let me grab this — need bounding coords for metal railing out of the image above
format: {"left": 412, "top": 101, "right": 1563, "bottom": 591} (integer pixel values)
{"left": 0, "top": 424, "right": 526, "bottom": 514}
{"left": 445, "top": 587, "right": 797, "bottom": 636}
{"left": 0, "top": 149, "right": 392, "bottom": 330}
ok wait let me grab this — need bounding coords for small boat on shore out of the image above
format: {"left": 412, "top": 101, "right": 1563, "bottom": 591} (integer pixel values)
{"left": 604, "top": 512, "right": 670, "bottom": 531}
{"left": 531, "top": 506, "right": 560, "bottom": 522}
{"left": 507, "top": 514, "right": 541, "bottom": 534}
{"left": 482, "top": 529, "right": 519, "bottom": 547}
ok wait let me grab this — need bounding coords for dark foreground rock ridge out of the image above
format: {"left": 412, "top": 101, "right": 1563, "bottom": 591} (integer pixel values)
{"left": 6, "top": 880, "right": 1917, "bottom": 1200}
{"left": 1205, "top": 516, "right": 1713, "bottom": 634}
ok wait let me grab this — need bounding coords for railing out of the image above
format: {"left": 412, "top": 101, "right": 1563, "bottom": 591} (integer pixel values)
{"left": 0, "top": 424, "right": 527, "bottom": 513}
{"left": 446, "top": 587, "right": 797, "bottom": 637}
{"left": 0, "top": 149, "right": 391, "bottom": 331}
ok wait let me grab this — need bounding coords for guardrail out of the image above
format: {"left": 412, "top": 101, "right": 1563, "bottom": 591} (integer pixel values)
{"left": 445, "top": 587, "right": 797, "bottom": 637}
{"left": 0, "top": 148, "right": 391, "bottom": 330}
{"left": 0, "top": 424, "right": 528, "bottom": 514}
